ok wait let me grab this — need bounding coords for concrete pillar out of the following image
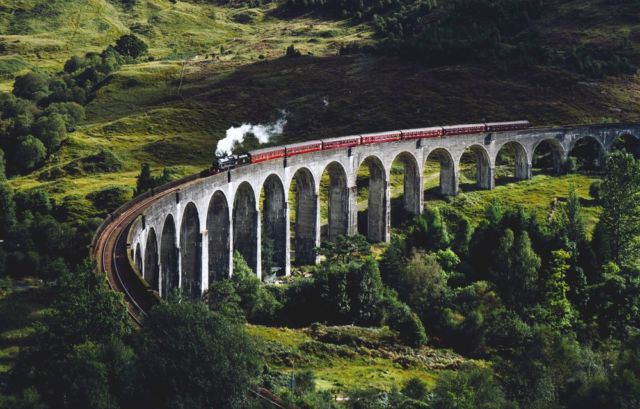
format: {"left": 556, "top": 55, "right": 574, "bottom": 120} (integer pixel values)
{"left": 228, "top": 212, "right": 234, "bottom": 278}
{"left": 516, "top": 161, "right": 532, "bottom": 180}
{"left": 366, "top": 167, "right": 388, "bottom": 243}
{"left": 284, "top": 201, "right": 291, "bottom": 276}
{"left": 440, "top": 160, "right": 459, "bottom": 196}
{"left": 384, "top": 180, "right": 391, "bottom": 242}
{"left": 347, "top": 185, "right": 358, "bottom": 236}
{"left": 294, "top": 192, "right": 319, "bottom": 266}
{"left": 201, "top": 230, "right": 209, "bottom": 294}
{"left": 255, "top": 206, "right": 262, "bottom": 281}
{"left": 403, "top": 162, "right": 422, "bottom": 215}
{"left": 479, "top": 165, "right": 495, "bottom": 190}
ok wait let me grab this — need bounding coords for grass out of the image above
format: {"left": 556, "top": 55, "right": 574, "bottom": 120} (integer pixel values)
{"left": 246, "top": 324, "right": 469, "bottom": 392}
{"left": 0, "top": 282, "right": 51, "bottom": 376}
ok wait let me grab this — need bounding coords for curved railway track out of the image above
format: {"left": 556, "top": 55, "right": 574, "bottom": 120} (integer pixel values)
{"left": 92, "top": 182, "right": 189, "bottom": 325}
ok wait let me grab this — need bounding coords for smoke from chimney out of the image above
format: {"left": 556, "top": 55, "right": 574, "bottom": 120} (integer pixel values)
{"left": 215, "top": 110, "right": 288, "bottom": 156}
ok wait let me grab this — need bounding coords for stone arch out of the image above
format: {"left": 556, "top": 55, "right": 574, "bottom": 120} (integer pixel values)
{"left": 321, "top": 161, "right": 349, "bottom": 242}
{"left": 532, "top": 138, "right": 566, "bottom": 174}
{"left": 233, "top": 182, "right": 258, "bottom": 273}
{"left": 160, "top": 215, "right": 178, "bottom": 299}
{"left": 261, "top": 174, "right": 287, "bottom": 276}
{"left": 569, "top": 135, "right": 606, "bottom": 170}
{"left": 610, "top": 133, "right": 640, "bottom": 158}
{"left": 289, "top": 167, "right": 318, "bottom": 265}
{"left": 180, "top": 202, "right": 201, "bottom": 299}
{"left": 134, "top": 243, "right": 142, "bottom": 273}
{"left": 390, "top": 152, "right": 421, "bottom": 226}
{"left": 459, "top": 144, "right": 493, "bottom": 190}
{"left": 424, "top": 148, "right": 457, "bottom": 196}
{"left": 144, "top": 228, "right": 159, "bottom": 292}
{"left": 207, "top": 191, "right": 230, "bottom": 283}
{"left": 357, "top": 155, "right": 388, "bottom": 242}
{"left": 495, "top": 141, "right": 530, "bottom": 182}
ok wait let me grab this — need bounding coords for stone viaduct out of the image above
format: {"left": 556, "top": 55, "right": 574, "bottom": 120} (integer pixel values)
{"left": 126, "top": 123, "right": 640, "bottom": 300}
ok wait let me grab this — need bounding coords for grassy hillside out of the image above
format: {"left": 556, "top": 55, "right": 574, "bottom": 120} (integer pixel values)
{"left": 2, "top": 0, "right": 640, "bottom": 204}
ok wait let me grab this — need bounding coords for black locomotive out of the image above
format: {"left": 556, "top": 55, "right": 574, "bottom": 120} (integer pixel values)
{"left": 211, "top": 153, "right": 250, "bottom": 173}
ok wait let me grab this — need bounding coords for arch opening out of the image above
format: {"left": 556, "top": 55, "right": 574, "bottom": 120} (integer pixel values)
{"left": 144, "top": 228, "right": 159, "bottom": 292}
{"left": 568, "top": 136, "right": 605, "bottom": 171}
{"left": 356, "top": 156, "right": 388, "bottom": 242}
{"left": 495, "top": 141, "right": 529, "bottom": 184}
{"left": 390, "top": 152, "right": 420, "bottom": 227}
{"left": 424, "top": 148, "right": 457, "bottom": 197}
{"left": 160, "top": 215, "right": 178, "bottom": 299}
{"left": 611, "top": 134, "right": 640, "bottom": 159}
{"left": 289, "top": 168, "right": 318, "bottom": 266}
{"left": 233, "top": 182, "right": 258, "bottom": 274}
{"left": 320, "top": 162, "right": 349, "bottom": 242}
{"left": 180, "top": 203, "right": 202, "bottom": 300}
{"left": 532, "top": 139, "right": 565, "bottom": 175}
{"left": 459, "top": 145, "right": 493, "bottom": 191}
{"left": 261, "top": 175, "right": 287, "bottom": 277}
{"left": 207, "top": 191, "right": 230, "bottom": 283}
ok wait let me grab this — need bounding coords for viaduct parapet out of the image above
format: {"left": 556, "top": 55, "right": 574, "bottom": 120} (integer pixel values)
{"left": 118, "top": 123, "right": 640, "bottom": 301}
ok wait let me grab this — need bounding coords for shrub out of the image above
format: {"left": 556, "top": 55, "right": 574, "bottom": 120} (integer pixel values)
{"left": 86, "top": 185, "right": 133, "bottom": 214}
{"left": 15, "top": 135, "right": 46, "bottom": 173}
{"left": 385, "top": 298, "right": 427, "bottom": 347}
{"left": 402, "top": 377, "right": 428, "bottom": 401}
{"left": 115, "top": 34, "right": 148, "bottom": 59}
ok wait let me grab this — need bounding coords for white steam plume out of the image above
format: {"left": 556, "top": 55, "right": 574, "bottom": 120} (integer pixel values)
{"left": 215, "top": 110, "right": 288, "bottom": 156}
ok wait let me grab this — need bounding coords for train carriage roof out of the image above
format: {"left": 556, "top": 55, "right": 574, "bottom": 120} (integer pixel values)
{"left": 321, "top": 134, "right": 361, "bottom": 143}
{"left": 284, "top": 140, "right": 323, "bottom": 149}
{"left": 249, "top": 145, "right": 286, "bottom": 155}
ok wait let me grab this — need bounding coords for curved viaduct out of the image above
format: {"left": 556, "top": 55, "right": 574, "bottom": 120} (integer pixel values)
{"left": 93, "top": 123, "right": 640, "bottom": 310}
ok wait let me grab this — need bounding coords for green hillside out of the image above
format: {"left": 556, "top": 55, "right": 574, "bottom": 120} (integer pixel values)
{"left": 2, "top": 0, "right": 640, "bottom": 204}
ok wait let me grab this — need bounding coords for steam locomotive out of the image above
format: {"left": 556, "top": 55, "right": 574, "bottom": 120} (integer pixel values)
{"left": 210, "top": 120, "right": 530, "bottom": 173}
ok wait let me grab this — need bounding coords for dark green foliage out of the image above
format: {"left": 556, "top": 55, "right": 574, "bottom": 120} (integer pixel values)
{"left": 385, "top": 297, "right": 427, "bottom": 346}
{"left": 115, "top": 34, "right": 149, "bottom": 59}
{"left": 224, "top": 251, "right": 282, "bottom": 323}
{"left": 62, "top": 149, "right": 123, "bottom": 176}
{"left": 0, "top": 149, "right": 5, "bottom": 180}
{"left": 0, "top": 183, "right": 16, "bottom": 239}
{"left": 407, "top": 207, "right": 450, "bottom": 252}
{"left": 44, "top": 102, "right": 85, "bottom": 128}
{"left": 599, "top": 151, "right": 640, "bottom": 264}
{"left": 134, "top": 301, "right": 260, "bottom": 409}
{"left": 135, "top": 163, "right": 175, "bottom": 196}
{"left": 15, "top": 135, "right": 46, "bottom": 173}
{"left": 316, "top": 233, "right": 371, "bottom": 263}
{"left": 8, "top": 262, "right": 131, "bottom": 408}
{"left": 401, "top": 377, "right": 427, "bottom": 401}
{"left": 86, "top": 185, "right": 133, "bottom": 214}
{"left": 431, "top": 366, "right": 509, "bottom": 409}
{"left": 33, "top": 113, "right": 66, "bottom": 152}
{"left": 589, "top": 262, "right": 640, "bottom": 340}
{"left": 203, "top": 279, "right": 245, "bottom": 322}
{"left": 13, "top": 72, "right": 49, "bottom": 101}
{"left": 379, "top": 235, "right": 407, "bottom": 289}
{"left": 490, "top": 228, "right": 541, "bottom": 311}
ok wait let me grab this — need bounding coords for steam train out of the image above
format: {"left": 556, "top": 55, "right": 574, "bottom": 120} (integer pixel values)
{"left": 210, "top": 120, "right": 530, "bottom": 173}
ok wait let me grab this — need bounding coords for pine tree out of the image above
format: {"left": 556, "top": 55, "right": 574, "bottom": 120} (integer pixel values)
{"left": 600, "top": 151, "right": 640, "bottom": 265}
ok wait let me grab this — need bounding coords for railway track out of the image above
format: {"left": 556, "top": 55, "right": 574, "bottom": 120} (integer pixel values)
{"left": 93, "top": 190, "right": 169, "bottom": 325}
